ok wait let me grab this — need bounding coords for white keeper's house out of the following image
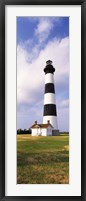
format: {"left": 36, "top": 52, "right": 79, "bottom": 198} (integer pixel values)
{"left": 31, "top": 120, "right": 53, "bottom": 136}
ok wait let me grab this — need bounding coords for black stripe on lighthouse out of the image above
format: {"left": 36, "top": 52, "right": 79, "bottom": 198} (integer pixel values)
{"left": 45, "top": 83, "right": 55, "bottom": 94}
{"left": 43, "top": 104, "right": 57, "bottom": 116}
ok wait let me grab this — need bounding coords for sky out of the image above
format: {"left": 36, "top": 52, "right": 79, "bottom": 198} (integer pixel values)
{"left": 17, "top": 17, "right": 69, "bottom": 132}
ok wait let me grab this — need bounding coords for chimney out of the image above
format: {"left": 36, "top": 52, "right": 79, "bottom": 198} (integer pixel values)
{"left": 47, "top": 120, "right": 50, "bottom": 124}
{"left": 35, "top": 121, "right": 37, "bottom": 124}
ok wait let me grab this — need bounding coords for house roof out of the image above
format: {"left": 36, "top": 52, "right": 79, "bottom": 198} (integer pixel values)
{"left": 31, "top": 123, "right": 53, "bottom": 129}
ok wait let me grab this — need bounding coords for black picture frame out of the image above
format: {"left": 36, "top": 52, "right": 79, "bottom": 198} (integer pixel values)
{"left": 0, "top": 0, "right": 86, "bottom": 200}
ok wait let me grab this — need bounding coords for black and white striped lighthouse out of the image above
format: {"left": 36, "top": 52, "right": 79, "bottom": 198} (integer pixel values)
{"left": 43, "top": 60, "right": 58, "bottom": 130}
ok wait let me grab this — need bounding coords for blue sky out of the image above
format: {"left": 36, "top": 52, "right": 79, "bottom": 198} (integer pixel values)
{"left": 17, "top": 17, "right": 69, "bottom": 131}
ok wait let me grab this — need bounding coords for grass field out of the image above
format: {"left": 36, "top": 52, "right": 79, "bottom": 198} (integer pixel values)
{"left": 17, "top": 134, "right": 69, "bottom": 184}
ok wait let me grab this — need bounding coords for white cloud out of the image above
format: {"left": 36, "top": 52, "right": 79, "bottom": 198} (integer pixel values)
{"left": 35, "top": 18, "right": 54, "bottom": 43}
{"left": 58, "top": 99, "right": 69, "bottom": 109}
{"left": 17, "top": 37, "right": 69, "bottom": 103}
{"left": 36, "top": 19, "right": 52, "bottom": 34}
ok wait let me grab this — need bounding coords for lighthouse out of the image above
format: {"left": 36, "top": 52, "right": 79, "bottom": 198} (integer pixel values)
{"left": 31, "top": 60, "right": 59, "bottom": 136}
{"left": 43, "top": 60, "right": 59, "bottom": 134}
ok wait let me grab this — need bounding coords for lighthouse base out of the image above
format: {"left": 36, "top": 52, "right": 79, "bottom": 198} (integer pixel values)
{"left": 52, "top": 129, "right": 59, "bottom": 136}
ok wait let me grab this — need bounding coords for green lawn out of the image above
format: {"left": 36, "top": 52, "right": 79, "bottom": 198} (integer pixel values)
{"left": 17, "top": 134, "right": 69, "bottom": 184}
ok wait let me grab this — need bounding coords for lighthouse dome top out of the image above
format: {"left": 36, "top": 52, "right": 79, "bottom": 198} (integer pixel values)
{"left": 46, "top": 60, "right": 53, "bottom": 65}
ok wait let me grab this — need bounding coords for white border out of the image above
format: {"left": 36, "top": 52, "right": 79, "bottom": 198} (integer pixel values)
{"left": 5, "top": 5, "right": 81, "bottom": 196}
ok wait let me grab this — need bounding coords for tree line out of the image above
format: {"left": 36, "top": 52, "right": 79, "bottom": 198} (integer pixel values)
{"left": 17, "top": 128, "right": 31, "bottom": 134}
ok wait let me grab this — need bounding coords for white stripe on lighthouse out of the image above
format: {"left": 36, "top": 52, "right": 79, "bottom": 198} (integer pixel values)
{"left": 44, "top": 93, "right": 56, "bottom": 105}
{"left": 45, "top": 73, "right": 54, "bottom": 84}
{"left": 43, "top": 116, "right": 58, "bottom": 129}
